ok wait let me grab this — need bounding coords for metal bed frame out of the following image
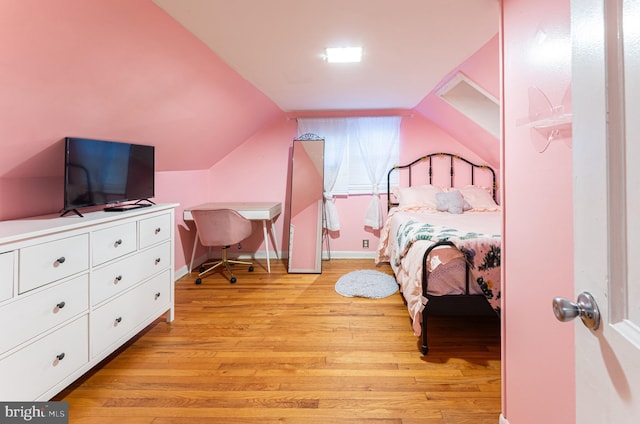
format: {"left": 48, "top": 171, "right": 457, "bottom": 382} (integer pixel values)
{"left": 386, "top": 152, "right": 498, "bottom": 354}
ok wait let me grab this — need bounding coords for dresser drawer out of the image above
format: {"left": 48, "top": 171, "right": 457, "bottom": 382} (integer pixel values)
{"left": 92, "top": 222, "right": 137, "bottom": 266}
{"left": 0, "top": 251, "right": 14, "bottom": 302}
{"left": 0, "top": 274, "right": 89, "bottom": 355}
{"left": 139, "top": 213, "right": 171, "bottom": 248}
{"left": 0, "top": 315, "right": 89, "bottom": 401}
{"left": 90, "top": 270, "right": 171, "bottom": 357}
{"left": 19, "top": 234, "right": 89, "bottom": 293}
{"left": 91, "top": 242, "right": 171, "bottom": 306}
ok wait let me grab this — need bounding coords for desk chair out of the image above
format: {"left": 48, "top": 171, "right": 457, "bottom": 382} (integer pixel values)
{"left": 191, "top": 209, "right": 254, "bottom": 284}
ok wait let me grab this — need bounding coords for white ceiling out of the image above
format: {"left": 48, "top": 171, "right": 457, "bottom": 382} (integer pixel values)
{"left": 152, "top": 0, "right": 499, "bottom": 112}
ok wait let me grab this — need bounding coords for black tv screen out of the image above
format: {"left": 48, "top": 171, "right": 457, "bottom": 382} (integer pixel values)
{"left": 64, "top": 137, "right": 155, "bottom": 212}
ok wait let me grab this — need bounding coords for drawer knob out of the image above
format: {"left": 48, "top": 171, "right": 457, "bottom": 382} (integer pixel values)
{"left": 115, "top": 317, "right": 123, "bottom": 324}
{"left": 55, "top": 256, "right": 66, "bottom": 265}
{"left": 155, "top": 258, "right": 161, "bottom": 264}
{"left": 115, "top": 275, "right": 122, "bottom": 283}
{"left": 155, "top": 292, "right": 161, "bottom": 299}
{"left": 56, "top": 301, "right": 66, "bottom": 309}
{"left": 155, "top": 227, "right": 161, "bottom": 234}
{"left": 56, "top": 353, "right": 65, "bottom": 361}
{"left": 115, "top": 239, "right": 123, "bottom": 246}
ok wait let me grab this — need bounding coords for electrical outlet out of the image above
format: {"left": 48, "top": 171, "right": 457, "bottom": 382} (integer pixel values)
{"left": 362, "top": 239, "right": 369, "bottom": 248}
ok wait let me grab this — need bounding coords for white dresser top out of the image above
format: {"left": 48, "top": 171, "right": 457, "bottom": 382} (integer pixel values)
{"left": 0, "top": 203, "right": 179, "bottom": 247}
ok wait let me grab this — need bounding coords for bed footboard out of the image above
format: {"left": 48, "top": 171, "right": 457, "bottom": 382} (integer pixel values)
{"left": 420, "top": 241, "right": 459, "bottom": 354}
{"left": 419, "top": 241, "right": 495, "bottom": 355}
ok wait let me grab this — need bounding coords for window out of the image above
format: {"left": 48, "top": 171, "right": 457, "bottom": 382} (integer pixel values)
{"left": 298, "top": 116, "right": 401, "bottom": 231}
{"left": 297, "top": 116, "right": 401, "bottom": 195}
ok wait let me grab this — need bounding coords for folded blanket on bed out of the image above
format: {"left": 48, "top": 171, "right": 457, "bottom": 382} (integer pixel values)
{"left": 395, "top": 220, "right": 502, "bottom": 313}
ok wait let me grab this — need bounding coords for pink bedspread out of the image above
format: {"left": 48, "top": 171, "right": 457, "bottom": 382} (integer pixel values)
{"left": 376, "top": 206, "right": 502, "bottom": 335}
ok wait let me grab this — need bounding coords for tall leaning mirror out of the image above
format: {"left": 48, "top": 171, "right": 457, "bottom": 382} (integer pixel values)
{"left": 288, "top": 135, "right": 324, "bottom": 273}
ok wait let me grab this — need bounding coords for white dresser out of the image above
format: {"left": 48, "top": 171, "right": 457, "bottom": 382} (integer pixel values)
{"left": 0, "top": 203, "right": 177, "bottom": 401}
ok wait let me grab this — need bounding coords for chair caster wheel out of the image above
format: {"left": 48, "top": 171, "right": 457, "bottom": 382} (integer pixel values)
{"left": 199, "top": 267, "right": 205, "bottom": 273}
{"left": 195, "top": 278, "right": 202, "bottom": 285}
{"left": 249, "top": 266, "right": 254, "bottom": 272}
{"left": 230, "top": 277, "right": 237, "bottom": 284}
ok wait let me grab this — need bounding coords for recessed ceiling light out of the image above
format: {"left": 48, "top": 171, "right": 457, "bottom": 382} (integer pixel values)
{"left": 325, "top": 47, "right": 362, "bottom": 63}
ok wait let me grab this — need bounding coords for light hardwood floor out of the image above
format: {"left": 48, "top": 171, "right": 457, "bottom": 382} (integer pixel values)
{"left": 55, "top": 258, "right": 501, "bottom": 424}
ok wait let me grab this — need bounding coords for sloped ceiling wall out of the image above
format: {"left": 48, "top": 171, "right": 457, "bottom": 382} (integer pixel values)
{"left": 414, "top": 35, "right": 500, "bottom": 169}
{"left": 0, "top": 0, "right": 282, "bottom": 179}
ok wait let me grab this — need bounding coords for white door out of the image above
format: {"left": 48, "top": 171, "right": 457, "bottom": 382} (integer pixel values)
{"left": 569, "top": 0, "right": 640, "bottom": 422}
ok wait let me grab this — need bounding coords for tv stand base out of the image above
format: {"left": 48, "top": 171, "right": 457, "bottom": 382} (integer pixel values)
{"left": 61, "top": 209, "right": 83, "bottom": 218}
{"left": 104, "top": 203, "right": 152, "bottom": 212}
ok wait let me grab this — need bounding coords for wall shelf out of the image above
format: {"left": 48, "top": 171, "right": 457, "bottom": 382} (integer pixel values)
{"left": 517, "top": 87, "right": 572, "bottom": 152}
{"left": 524, "top": 113, "right": 572, "bottom": 130}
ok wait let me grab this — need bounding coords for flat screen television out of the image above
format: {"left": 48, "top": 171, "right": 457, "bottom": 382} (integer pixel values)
{"left": 63, "top": 137, "right": 155, "bottom": 216}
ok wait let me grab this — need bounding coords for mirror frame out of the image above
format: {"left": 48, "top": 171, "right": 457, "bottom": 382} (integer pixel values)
{"left": 287, "top": 134, "right": 324, "bottom": 273}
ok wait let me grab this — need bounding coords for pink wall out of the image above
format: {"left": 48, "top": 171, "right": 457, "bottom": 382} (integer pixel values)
{"left": 502, "top": 0, "right": 575, "bottom": 422}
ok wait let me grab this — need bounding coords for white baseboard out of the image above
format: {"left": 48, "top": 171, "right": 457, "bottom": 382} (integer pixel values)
{"left": 174, "top": 265, "right": 189, "bottom": 280}
{"left": 323, "top": 251, "right": 377, "bottom": 259}
{"left": 237, "top": 250, "right": 377, "bottom": 260}
{"left": 176, "top": 250, "right": 379, "bottom": 280}
{"left": 499, "top": 413, "right": 509, "bottom": 424}
{"left": 255, "top": 250, "right": 378, "bottom": 260}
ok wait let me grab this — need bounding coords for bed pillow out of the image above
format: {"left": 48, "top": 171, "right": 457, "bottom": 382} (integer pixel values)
{"left": 397, "top": 185, "right": 443, "bottom": 208}
{"left": 435, "top": 190, "right": 471, "bottom": 214}
{"left": 458, "top": 185, "right": 500, "bottom": 211}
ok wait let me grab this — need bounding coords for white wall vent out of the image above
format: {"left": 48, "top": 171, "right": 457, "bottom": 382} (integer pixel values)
{"left": 436, "top": 72, "right": 500, "bottom": 138}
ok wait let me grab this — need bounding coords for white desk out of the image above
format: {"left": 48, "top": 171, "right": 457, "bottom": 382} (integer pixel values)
{"left": 184, "top": 202, "right": 282, "bottom": 273}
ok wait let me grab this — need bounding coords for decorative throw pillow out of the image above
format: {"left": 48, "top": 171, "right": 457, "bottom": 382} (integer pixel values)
{"left": 435, "top": 190, "right": 471, "bottom": 214}
{"left": 458, "top": 185, "right": 500, "bottom": 211}
{"left": 397, "top": 185, "right": 443, "bottom": 208}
